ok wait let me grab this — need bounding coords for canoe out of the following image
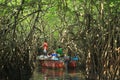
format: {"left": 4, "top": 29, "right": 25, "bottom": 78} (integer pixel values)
{"left": 40, "top": 60, "right": 65, "bottom": 69}
{"left": 68, "top": 60, "right": 77, "bottom": 68}
{"left": 39, "top": 60, "right": 77, "bottom": 69}
{"left": 37, "top": 55, "right": 78, "bottom": 69}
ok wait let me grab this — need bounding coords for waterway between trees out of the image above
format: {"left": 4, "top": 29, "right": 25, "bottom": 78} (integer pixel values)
{"left": 30, "top": 67, "right": 86, "bottom": 80}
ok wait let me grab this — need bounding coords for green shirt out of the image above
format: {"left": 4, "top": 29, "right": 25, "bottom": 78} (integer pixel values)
{"left": 56, "top": 48, "right": 63, "bottom": 56}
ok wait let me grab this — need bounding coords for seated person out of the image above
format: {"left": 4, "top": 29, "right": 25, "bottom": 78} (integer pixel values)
{"left": 56, "top": 46, "right": 63, "bottom": 57}
{"left": 64, "top": 54, "right": 69, "bottom": 60}
{"left": 72, "top": 53, "right": 79, "bottom": 61}
{"left": 51, "top": 50, "right": 59, "bottom": 60}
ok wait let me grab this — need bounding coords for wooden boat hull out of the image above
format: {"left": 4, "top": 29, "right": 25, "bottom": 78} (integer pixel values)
{"left": 68, "top": 61, "right": 77, "bottom": 68}
{"left": 39, "top": 60, "right": 77, "bottom": 69}
{"left": 40, "top": 60, "right": 65, "bottom": 69}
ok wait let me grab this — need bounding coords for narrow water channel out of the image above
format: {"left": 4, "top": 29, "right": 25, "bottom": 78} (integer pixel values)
{"left": 30, "top": 67, "right": 86, "bottom": 80}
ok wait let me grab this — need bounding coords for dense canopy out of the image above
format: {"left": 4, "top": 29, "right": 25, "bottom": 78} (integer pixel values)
{"left": 0, "top": 0, "right": 120, "bottom": 80}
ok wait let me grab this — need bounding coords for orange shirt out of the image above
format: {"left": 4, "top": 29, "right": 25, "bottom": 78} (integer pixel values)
{"left": 43, "top": 42, "right": 48, "bottom": 50}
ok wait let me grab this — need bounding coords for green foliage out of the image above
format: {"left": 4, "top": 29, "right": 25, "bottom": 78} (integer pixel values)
{"left": 0, "top": 0, "right": 120, "bottom": 80}
{"left": 0, "top": 0, "right": 119, "bottom": 41}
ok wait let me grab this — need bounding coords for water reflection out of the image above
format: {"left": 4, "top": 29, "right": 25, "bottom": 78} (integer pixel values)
{"left": 31, "top": 68, "right": 85, "bottom": 80}
{"left": 41, "top": 68, "right": 64, "bottom": 77}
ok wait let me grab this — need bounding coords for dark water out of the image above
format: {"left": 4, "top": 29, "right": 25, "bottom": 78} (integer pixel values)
{"left": 30, "top": 67, "right": 85, "bottom": 80}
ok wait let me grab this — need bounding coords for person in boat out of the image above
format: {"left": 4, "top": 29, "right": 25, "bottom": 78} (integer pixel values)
{"left": 56, "top": 46, "right": 63, "bottom": 57}
{"left": 42, "top": 39, "right": 48, "bottom": 56}
{"left": 67, "top": 45, "right": 72, "bottom": 61}
{"left": 72, "top": 53, "right": 79, "bottom": 61}
{"left": 64, "top": 54, "right": 70, "bottom": 62}
{"left": 63, "top": 54, "right": 70, "bottom": 70}
{"left": 51, "top": 50, "right": 59, "bottom": 60}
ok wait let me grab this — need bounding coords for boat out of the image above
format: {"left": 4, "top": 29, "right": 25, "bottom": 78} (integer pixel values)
{"left": 40, "top": 60, "right": 65, "bottom": 69}
{"left": 37, "top": 55, "right": 78, "bottom": 69}
{"left": 68, "top": 57, "right": 78, "bottom": 68}
{"left": 68, "top": 60, "right": 77, "bottom": 69}
{"left": 39, "top": 60, "right": 77, "bottom": 69}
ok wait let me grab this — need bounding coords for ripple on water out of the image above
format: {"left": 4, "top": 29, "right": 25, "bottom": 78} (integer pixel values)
{"left": 30, "top": 68, "right": 86, "bottom": 80}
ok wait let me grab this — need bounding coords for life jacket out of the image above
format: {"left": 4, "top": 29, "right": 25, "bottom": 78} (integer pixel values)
{"left": 43, "top": 42, "right": 48, "bottom": 50}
